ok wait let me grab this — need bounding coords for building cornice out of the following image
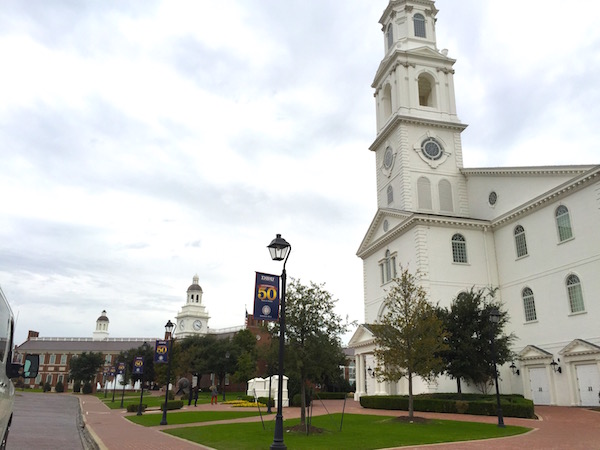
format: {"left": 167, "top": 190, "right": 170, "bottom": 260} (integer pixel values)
{"left": 490, "top": 165, "right": 600, "bottom": 228}
{"left": 461, "top": 165, "right": 595, "bottom": 177}
{"left": 370, "top": 114, "right": 467, "bottom": 151}
{"left": 357, "top": 211, "right": 489, "bottom": 259}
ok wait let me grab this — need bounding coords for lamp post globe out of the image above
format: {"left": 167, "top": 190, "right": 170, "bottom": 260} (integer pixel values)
{"left": 268, "top": 233, "right": 291, "bottom": 450}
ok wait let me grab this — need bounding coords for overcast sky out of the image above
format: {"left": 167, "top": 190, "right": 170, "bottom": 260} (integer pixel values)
{"left": 2, "top": 1, "right": 599, "bottom": 346}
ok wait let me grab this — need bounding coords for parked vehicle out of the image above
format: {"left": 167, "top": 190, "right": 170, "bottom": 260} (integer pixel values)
{"left": 0, "top": 286, "right": 38, "bottom": 449}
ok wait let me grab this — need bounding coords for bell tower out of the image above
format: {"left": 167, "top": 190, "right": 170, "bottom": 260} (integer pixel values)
{"left": 373, "top": 0, "right": 469, "bottom": 217}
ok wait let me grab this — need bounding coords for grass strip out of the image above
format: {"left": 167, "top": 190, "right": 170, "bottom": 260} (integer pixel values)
{"left": 127, "top": 410, "right": 264, "bottom": 427}
{"left": 164, "top": 413, "right": 530, "bottom": 450}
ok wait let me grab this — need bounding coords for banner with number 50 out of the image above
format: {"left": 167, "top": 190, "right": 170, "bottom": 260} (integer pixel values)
{"left": 253, "top": 272, "right": 280, "bottom": 321}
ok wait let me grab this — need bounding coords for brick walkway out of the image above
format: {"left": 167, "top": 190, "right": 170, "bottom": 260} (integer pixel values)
{"left": 80, "top": 396, "right": 600, "bottom": 449}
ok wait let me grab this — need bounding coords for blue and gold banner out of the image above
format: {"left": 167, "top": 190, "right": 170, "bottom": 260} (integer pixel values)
{"left": 154, "top": 339, "right": 169, "bottom": 364}
{"left": 133, "top": 356, "right": 144, "bottom": 374}
{"left": 253, "top": 272, "right": 280, "bottom": 321}
{"left": 116, "top": 361, "right": 126, "bottom": 374}
{"left": 109, "top": 366, "right": 116, "bottom": 377}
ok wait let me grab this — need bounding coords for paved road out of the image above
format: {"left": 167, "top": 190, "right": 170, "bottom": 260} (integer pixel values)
{"left": 7, "top": 391, "right": 88, "bottom": 450}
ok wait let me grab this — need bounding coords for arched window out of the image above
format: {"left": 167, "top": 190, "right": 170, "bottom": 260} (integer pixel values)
{"left": 413, "top": 13, "right": 426, "bottom": 38}
{"left": 417, "top": 177, "right": 432, "bottom": 210}
{"left": 514, "top": 225, "right": 528, "bottom": 258}
{"left": 386, "top": 23, "right": 394, "bottom": 50}
{"left": 418, "top": 74, "right": 434, "bottom": 107}
{"left": 566, "top": 274, "right": 585, "bottom": 313}
{"left": 382, "top": 84, "right": 392, "bottom": 120}
{"left": 387, "top": 185, "right": 393, "bottom": 205}
{"left": 438, "top": 179, "right": 453, "bottom": 212}
{"left": 379, "top": 249, "right": 397, "bottom": 284}
{"left": 556, "top": 205, "right": 573, "bottom": 242}
{"left": 522, "top": 287, "right": 537, "bottom": 322}
{"left": 451, "top": 234, "right": 467, "bottom": 263}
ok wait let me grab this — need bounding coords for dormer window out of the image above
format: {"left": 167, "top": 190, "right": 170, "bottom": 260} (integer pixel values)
{"left": 414, "top": 13, "right": 426, "bottom": 38}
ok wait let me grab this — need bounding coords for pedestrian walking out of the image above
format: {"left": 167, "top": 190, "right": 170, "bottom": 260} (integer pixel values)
{"left": 193, "top": 385, "right": 199, "bottom": 406}
{"left": 210, "top": 384, "right": 218, "bottom": 405}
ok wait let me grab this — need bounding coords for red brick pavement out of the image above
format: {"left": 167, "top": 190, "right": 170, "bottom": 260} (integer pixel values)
{"left": 80, "top": 396, "right": 600, "bottom": 449}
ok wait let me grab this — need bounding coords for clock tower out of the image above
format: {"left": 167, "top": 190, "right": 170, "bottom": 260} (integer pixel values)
{"left": 174, "top": 275, "right": 210, "bottom": 339}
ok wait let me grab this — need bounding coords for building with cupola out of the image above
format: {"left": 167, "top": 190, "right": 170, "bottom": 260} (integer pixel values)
{"left": 16, "top": 275, "right": 269, "bottom": 391}
{"left": 348, "top": 0, "right": 600, "bottom": 407}
{"left": 173, "top": 275, "right": 211, "bottom": 339}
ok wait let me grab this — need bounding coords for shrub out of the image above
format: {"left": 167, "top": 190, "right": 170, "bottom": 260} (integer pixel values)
{"left": 127, "top": 404, "right": 146, "bottom": 413}
{"left": 258, "top": 396, "right": 274, "bottom": 407}
{"left": 313, "top": 392, "right": 347, "bottom": 400}
{"left": 291, "top": 393, "right": 312, "bottom": 407}
{"left": 55, "top": 380, "right": 65, "bottom": 393}
{"left": 239, "top": 395, "right": 274, "bottom": 407}
{"left": 73, "top": 380, "right": 81, "bottom": 393}
{"left": 161, "top": 400, "right": 184, "bottom": 411}
{"left": 82, "top": 382, "right": 93, "bottom": 394}
{"left": 168, "top": 390, "right": 175, "bottom": 401}
{"left": 360, "top": 393, "right": 534, "bottom": 419}
{"left": 43, "top": 382, "right": 52, "bottom": 392}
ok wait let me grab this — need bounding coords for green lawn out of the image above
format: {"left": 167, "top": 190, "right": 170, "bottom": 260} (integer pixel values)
{"left": 98, "top": 390, "right": 246, "bottom": 410}
{"left": 127, "top": 410, "right": 266, "bottom": 426}
{"left": 164, "top": 413, "right": 530, "bottom": 450}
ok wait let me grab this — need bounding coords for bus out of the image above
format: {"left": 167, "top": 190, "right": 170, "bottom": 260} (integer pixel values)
{"left": 0, "top": 286, "right": 38, "bottom": 449}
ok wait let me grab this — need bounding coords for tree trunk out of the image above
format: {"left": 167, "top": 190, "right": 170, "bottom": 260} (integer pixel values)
{"left": 408, "top": 373, "right": 413, "bottom": 419}
{"left": 300, "top": 381, "right": 306, "bottom": 425}
{"left": 457, "top": 378, "right": 462, "bottom": 395}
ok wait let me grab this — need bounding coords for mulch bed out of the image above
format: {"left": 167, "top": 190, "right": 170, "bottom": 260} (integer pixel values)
{"left": 287, "top": 424, "right": 325, "bottom": 433}
{"left": 392, "top": 416, "right": 432, "bottom": 424}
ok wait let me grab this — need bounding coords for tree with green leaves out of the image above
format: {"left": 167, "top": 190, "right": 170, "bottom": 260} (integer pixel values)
{"left": 231, "top": 329, "right": 258, "bottom": 384}
{"left": 69, "top": 351, "right": 104, "bottom": 385}
{"left": 177, "top": 334, "right": 236, "bottom": 396}
{"left": 116, "top": 343, "right": 156, "bottom": 388}
{"left": 437, "top": 287, "right": 515, "bottom": 394}
{"left": 270, "top": 278, "right": 351, "bottom": 426}
{"left": 371, "top": 266, "right": 448, "bottom": 419}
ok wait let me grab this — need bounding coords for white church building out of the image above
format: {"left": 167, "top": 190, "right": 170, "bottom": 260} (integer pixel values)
{"left": 349, "top": 0, "right": 600, "bottom": 407}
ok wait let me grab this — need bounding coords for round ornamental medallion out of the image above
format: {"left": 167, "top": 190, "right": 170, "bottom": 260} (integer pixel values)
{"left": 488, "top": 191, "right": 498, "bottom": 206}
{"left": 383, "top": 147, "right": 394, "bottom": 169}
{"left": 261, "top": 305, "right": 272, "bottom": 316}
{"left": 421, "top": 138, "right": 443, "bottom": 160}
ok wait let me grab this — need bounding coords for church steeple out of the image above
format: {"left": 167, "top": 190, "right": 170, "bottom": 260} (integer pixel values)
{"left": 371, "top": 0, "right": 469, "bottom": 217}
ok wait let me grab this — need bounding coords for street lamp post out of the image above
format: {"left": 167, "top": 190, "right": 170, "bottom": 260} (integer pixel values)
{"left": 223, "top": 351, "right": 230, "bottom": 402}
{"left": 160, "top": 320, "right": 175, "bottom": 426}
{"left": 489, "top": 307, "right": 505, "bottom": 428}
{"left": 267, "top": 365, "right": 272, "bottom": 414}
{"left": 267, "top": 233, "right": 291, "bottom": 450}
{"left": 137, "top": 342, "right": 149, "bottom": 416}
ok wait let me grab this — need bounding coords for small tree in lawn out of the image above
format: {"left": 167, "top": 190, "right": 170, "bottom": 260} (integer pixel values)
{"left": 372, "top": 266, "right": 448, "bottom": 420}
{"left": 271, "top": 278, "right": 351, "bottom": 426}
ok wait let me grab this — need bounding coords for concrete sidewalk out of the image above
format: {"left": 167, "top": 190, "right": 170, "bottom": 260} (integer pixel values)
{"left": 80, "top": 395, "right": 600, "bottom": 449}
